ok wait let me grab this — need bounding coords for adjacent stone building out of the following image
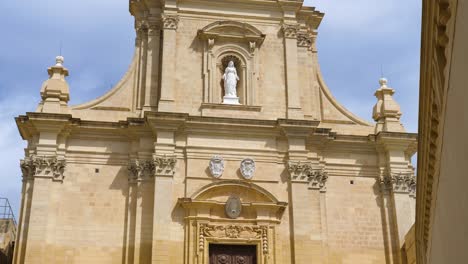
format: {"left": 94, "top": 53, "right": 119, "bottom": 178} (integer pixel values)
{"left": 416, "top": 0, "right": 468, "bottom": 263}
{"left": 14, "top": 1, "right": 417, "bottom": 263}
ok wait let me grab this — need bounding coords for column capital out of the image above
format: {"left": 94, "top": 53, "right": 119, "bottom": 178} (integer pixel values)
{"left": 378, "top": 173, "right": 416, "bottom": 197}
{"left": 127, "top": 158, "right": 155, "bottom": 183}
{"left": 153, "top": 154, "right": 177, "bottom": 177}
{"left": 282, "top": 23, "right": 300, "bottom": 39}
{"left": 20, "top": 155, "right": 66, "bottom": 182}
{"left": 287, "top": 160, "right": 328, "bottom": 192}
{"left": 162, "top": 14, "right": 179, "bottom": 30}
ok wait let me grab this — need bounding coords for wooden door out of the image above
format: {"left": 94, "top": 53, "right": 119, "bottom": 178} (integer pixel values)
{"left": 209, "top": 244, "right": 257, "bottom": 264}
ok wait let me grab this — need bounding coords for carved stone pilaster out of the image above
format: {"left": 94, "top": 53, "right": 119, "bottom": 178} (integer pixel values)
{"left": 153, "top": 155, "right": 177, "bottom": 176}
{"left": 162, "top": 14, "right": 179, "bottom": 30}
{"left": 20, "top": 155, "right": 66, "bottom": 182}
{"left": 378, "top": 173, "right": 416, "bottom": 197}
{"left": 282, "top": 23, "right": 300, "bottom": 39}
{"left": 127, "top": 159, "right": 155, "bottom": 182}
{"left": 287, "top": 161, "right": 328, "bottom": 191}
{"left": 148, "top": 22, "right": 160, "bottom": 36}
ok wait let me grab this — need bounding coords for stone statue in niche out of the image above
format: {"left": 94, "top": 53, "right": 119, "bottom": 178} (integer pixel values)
{"left": 222, "top": 60, "right": 240, "bottom": 105}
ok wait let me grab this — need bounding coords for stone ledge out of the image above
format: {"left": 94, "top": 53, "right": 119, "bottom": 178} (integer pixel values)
{"left": 200, "top": 103, "right": 262, "bottom": 112}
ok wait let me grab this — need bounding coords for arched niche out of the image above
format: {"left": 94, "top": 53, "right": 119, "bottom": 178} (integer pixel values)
{"left": 198, "top": 21, "right": 265, "bottom": 106}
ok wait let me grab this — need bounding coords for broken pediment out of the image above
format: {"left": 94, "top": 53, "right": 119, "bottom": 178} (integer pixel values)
{"left": 198, "top": 21, "right": 266, "bottom": 45}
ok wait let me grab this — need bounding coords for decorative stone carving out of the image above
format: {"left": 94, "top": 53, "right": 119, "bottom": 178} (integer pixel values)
{"left": 240, "top": 158, "right": 255, "bottom": 179}
{"left": 162, "top": 14, "right": 179, "bottom": 30}
{"left": 249, "top": 41, "right": 256, "bottom": 53}
{"left": 297, "top": 32, "right": 313, "bottom": 48}
{"left": 208, "top": 38, "right": 215, "bottom": 50}
{"left": 287, "top": 161, "right": 328, "bottom": 191}
{"left": 127, "top": 159, "right": 155, "bottom": 182}
{"left": 308, "top": 170, "right": 329, "bottom": 191}
{"left": 282, "top": 23, "right": 300, "bottom": 39}
{"left": 287, "top": 161, "right": 313, "bottom": 180}
{"left": 20, "top": 155, "right": 66, "bottom": 182}
{"left": 378, "top": 173, "right": 416, "bottom": 196}
{"left": 154, "top": 155, "right": 177, "bottom": 176}
{"left": 199, "top": 224, "right": 269, "bottom": 253}
{"left": 225, "top": 196, "right": 242, "bottom": 219}
{"left": 209, "top": 155, "right": 225, "bottom": 178}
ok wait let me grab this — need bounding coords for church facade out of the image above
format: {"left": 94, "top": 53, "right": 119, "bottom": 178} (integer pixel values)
{"left": 14, "top": 1, "right": 416, "bottom": 263}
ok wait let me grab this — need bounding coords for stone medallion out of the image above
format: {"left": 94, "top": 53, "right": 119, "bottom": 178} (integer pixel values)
{"left": 225, "top": 196, "right": 242, "bottom": 219}
{"left": 209, "top": 155, "right": 225, "bottom": 178}
{"left": 240, "top": 158, "right": 255, "bottom": 179}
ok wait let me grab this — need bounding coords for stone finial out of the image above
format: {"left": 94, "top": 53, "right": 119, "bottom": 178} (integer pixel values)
{"left": 372, "top": 77, "right": 405, "bottom": 133}
{"left": 36, "top": 56, "right": 70, "bottom": 114}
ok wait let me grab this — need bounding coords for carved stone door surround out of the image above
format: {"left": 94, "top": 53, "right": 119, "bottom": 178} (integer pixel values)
{"left": 179, "top": 181, "right": 286, "bottom": 264}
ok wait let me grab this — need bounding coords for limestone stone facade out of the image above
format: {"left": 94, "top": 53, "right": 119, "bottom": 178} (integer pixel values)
{"left": 415, "top": 0, "right": 468, "bottom": 263}
{"left": 14, "top": 1, "right": 416, "bottom": 263}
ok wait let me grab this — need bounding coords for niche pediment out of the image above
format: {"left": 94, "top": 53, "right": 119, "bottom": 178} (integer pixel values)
{"left": 198, "top": 21, "right": 266, "bottom": 45}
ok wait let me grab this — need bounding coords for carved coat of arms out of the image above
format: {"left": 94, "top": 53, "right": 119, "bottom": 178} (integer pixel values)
{"left": 209, "top": 155, "right": 225, "bottom": 178}
{"left": 225, "top": 196, "right": 242, "bottom": 219}
{"left": 240, "top": 158, "right": 255, "bottom": 179}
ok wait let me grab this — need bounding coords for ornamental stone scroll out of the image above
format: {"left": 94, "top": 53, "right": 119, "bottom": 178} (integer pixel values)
{"left": 199, "top": 224, "right": 269, "bottom": 254}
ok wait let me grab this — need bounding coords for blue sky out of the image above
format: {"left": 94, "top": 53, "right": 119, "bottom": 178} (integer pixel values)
{"left": 0, "top": 0, "right": 421, "bottom": 216}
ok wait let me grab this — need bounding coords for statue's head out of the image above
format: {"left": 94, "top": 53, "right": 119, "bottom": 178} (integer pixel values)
{"left": 228, "top": 61, "right": 234, "bottom": 67}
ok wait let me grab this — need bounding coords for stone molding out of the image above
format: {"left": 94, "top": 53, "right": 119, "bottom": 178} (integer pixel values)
{"left": 20, "top": 155, "right": 66, "bottom": 182}
{"left": 127, "top": 159, "right": 155, "bottom": 182}
{"left": 417, "top": 1, "right": 456, "bottom": 260}
{"left": 287, "top": 161, "right": 328, "bottom": 191}
{"left": 199, "top": 224, "right": 268, "bottom": 253}
{"left": 282, "top": 23, "right": 300, "bottom": 39}
{"left": 154, "top": 155, "right": 177, "bottom": 176}
{"left": 379, "top": 173, "right": 416, "bottom": 197}
{"left": 162, "top": 14, "right": 179, "bottom": 30}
